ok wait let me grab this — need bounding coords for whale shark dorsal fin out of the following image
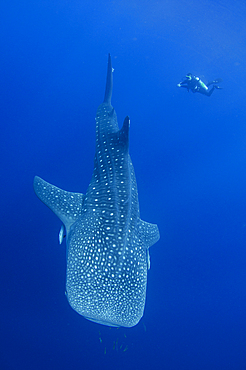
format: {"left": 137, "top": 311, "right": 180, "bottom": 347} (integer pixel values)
{"left": 33, "top": 176, "right": 85, "bottom": 231}
{"left": 138, "top": 219, "right": 160, "bottom": 248}
{"left": 119, "top": 115, "right": 130, "bottom": 147}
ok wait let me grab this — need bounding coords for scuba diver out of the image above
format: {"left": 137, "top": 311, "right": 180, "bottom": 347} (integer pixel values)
{"left": 177, "top": 73, "right": 222, "bottom": 96}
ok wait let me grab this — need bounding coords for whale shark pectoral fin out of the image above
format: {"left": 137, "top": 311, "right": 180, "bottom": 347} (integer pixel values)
{"left": 138, "top": 219, "right": 160, "bottom": 249}
{"left": 33, "top": 176, "right": 85, "bottom": 231}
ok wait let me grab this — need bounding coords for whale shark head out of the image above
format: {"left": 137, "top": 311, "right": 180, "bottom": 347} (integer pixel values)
{"left": 34, "top": 54, "right": 160, "bottom": 327}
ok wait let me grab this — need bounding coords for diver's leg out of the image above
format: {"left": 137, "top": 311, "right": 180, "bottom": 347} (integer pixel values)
{"left": 206, "top": 86, "right": 215, "bottom": 96}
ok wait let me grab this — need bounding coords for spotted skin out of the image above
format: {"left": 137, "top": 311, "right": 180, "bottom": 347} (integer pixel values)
{"left": 33, "top": 54, "right": 160, "bottom": 327}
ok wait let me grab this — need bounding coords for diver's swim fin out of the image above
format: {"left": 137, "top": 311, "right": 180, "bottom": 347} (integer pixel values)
{"left": 212, "top": 78, "right": 223, "bottom": 84}
{"left": 207, "top": 78, "right": 222, "bottom": 87}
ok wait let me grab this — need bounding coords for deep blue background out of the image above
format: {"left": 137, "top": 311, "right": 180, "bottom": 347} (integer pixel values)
{"left": 1, "top": 1, "right": 246, "bottom": 369}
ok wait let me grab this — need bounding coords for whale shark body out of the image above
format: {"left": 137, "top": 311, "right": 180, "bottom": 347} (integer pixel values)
{"left": 34, "top": 54, "right": 160, "bottom": 327}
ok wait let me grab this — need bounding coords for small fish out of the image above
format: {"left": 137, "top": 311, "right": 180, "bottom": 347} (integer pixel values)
{"left": 147, "top": 249, "right": 151, "bottom": 270}
{"left": 123, "top": 345, "right": 128, "bottom": 352}
{"left": 58, "top": 224, "right": 65, "bottom": 244}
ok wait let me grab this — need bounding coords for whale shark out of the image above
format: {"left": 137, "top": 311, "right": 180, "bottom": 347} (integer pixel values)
{"left": 33, "top": 54, "right": 160, "bottom": 327}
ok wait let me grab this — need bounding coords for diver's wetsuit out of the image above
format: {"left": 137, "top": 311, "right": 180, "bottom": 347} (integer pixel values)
{"left": 177, "top": 74, "right": 222, "bottom": 96}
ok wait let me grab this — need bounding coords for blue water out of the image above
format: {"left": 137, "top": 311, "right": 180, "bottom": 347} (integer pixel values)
{"left": 1, "top": 1, "right": 246, "bottom": 369}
